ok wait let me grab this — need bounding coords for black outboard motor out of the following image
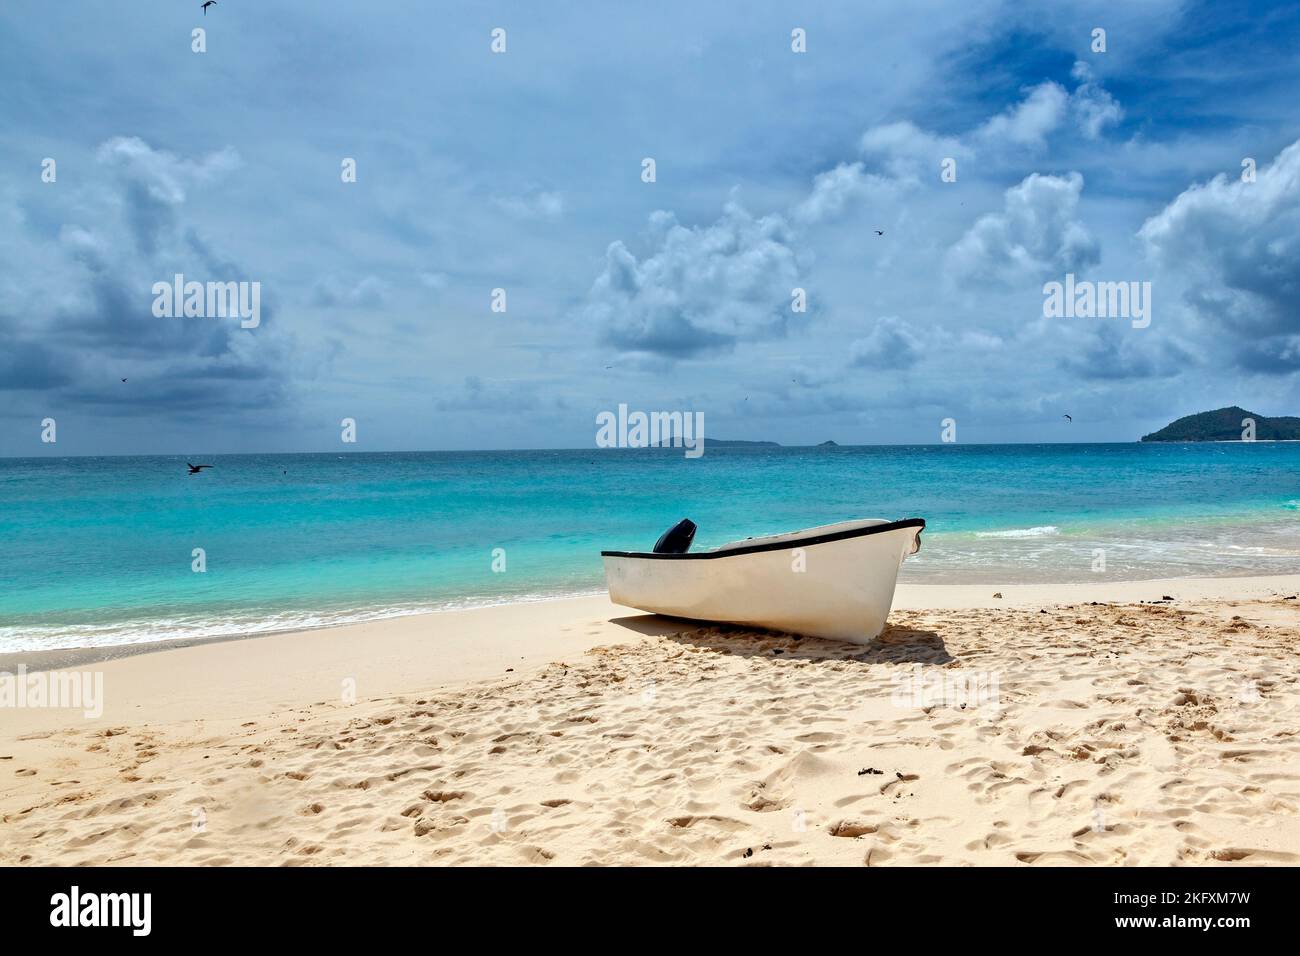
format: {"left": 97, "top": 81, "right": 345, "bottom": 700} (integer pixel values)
{"left": 652, "top": 518, "right": 696, "bottom": 554}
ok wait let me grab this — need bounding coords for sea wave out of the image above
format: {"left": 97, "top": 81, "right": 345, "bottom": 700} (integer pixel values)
{"left": 973, "top": 525, "right": 1060, "bottom": 539}
{"left": 0, "top": 587, "right": 606, "bottom": 654}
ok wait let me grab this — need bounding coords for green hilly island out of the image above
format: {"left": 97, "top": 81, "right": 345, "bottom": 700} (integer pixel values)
{"left": 1141, "top": 406, "right": 1300, "bottom": 442}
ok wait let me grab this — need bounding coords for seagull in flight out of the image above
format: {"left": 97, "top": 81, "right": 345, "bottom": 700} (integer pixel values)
{"left": 187, "top": 462, "right": 213, "bottom": 474}
{"left": 874, "top": 230, "right": 884, "bottom": 236}
{"left": 1063, "top": 414, "right": 1072, "bottom": 423}
{"left": 201, "top": 1, "right": 216, "bottom": 14}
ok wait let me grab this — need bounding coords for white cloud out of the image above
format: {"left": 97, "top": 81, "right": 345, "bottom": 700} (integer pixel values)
{"left": 947, "top": 171, "right": 1100, "bottom": 286}
{"left": 96, "top": 136, "right": 241, "bottom": 205}
{"left": 858, "top": 121, "right": 971, "bottom": 178}
{"left": 854, "top": 68, "right": 1121, "bottom": 188}
{"left": 1070, "top": 62, "right": 1123, "bottom": 139}
{"left": 587, "top": 201, "right": 807, "bottom": 357}
{"left": 794, "top": 162, "right": 899, "bottom": 224}
{"left": 976, "top": 82, "right": 1070, "bottom": 148}
{"left": 492, "top": 189, "right": 564, "bottom": 221}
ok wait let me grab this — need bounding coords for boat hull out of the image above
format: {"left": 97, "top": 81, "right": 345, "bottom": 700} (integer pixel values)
{"left": 601, "top": 518, "right": 923, "bottom": 644}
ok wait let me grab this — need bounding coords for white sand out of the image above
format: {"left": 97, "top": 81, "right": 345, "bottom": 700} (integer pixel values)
{"left": 3, "top": 574, "right": 1299, "bottom": 865}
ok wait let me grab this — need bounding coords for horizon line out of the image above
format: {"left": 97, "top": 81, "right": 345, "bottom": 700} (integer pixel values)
{"left": 6, "top": 439, "right": 1262, "bottom": 461}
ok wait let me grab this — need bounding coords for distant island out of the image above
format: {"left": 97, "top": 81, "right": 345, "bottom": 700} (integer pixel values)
{"left": 652, "top": 438, "right": 780, "bottom": 448}
{"left": 1141, "top": 406, "right": 1300, "bottom": 442}
{"left": 649, "top": 438, "right": 844, "bottom": 448}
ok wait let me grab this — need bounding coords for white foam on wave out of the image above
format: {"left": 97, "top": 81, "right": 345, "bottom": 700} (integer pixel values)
{"left": 0, "top": 587, "right": 607, "bottom": 654}
{"left": 973, "top": 525, "right": 1060, "bottom": 539}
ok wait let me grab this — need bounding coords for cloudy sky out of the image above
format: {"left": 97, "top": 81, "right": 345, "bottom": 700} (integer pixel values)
{"left": 3, "top": 0, "right": 1299, "bottom": 455}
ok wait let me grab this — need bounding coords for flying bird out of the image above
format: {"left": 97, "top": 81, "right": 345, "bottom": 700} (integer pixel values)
{"left": 187, "top": 462, "right": 213, "bottom": 474}
{"left": 1063, "top": 414, "right": 1072, "bottom": 423}
{"left": 874, "top": 230, "right": 884, "bottom": 236}
{"left": 201, "top": 1, "right": 216, "bottom": 13}
{"left": 120, "top": 378, "right": 127, "bottom": 382}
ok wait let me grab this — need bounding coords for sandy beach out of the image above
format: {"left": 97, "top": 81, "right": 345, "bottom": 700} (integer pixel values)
{"left": 3, "top": 575, "right": 1300, "bottom": 866}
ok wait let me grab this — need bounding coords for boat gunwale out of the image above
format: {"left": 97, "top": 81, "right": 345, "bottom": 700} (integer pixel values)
{"left": 600, "top": 517, "right": 926, "bottom": 560}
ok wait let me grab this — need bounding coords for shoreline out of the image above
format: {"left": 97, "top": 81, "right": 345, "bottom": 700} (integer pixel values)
{"left": 5, "top": 572, "right": 1300, "bottom": 676}
{"left": 2, "top": 574, "right": 1298, "bottom": 735}
{"left": 1, "top": 587, "right": 611, "bottom": 673}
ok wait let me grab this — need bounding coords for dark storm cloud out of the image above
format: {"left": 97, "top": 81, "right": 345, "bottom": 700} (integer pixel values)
{"left": 1140, "top": 139, "right": 1300, "bottom": 374}
{"left": 3, "top": 137, "right": 288, "bottom": 422}
{"left": 1058, "top": 326, "right": 1195, "bottom": 381}
{"left": 0, "top": 326, "right": 77, "bottom": 391}
{"left": 849, "top": 317, "right": 923, "bottom": 370}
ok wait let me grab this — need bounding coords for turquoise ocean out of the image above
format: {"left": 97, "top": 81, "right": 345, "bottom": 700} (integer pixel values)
{"left": 3, "top": 443, "right": 1300, "bottom": 652}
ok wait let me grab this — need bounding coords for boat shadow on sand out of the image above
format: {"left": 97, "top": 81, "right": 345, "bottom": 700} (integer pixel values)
{"left": 610, "top": 614, "right": 951, "bottom": 665}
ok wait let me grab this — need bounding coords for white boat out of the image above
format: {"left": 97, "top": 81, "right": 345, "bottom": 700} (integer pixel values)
{"left": 601, "top": 517, "right": 925, "bottom": 643}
